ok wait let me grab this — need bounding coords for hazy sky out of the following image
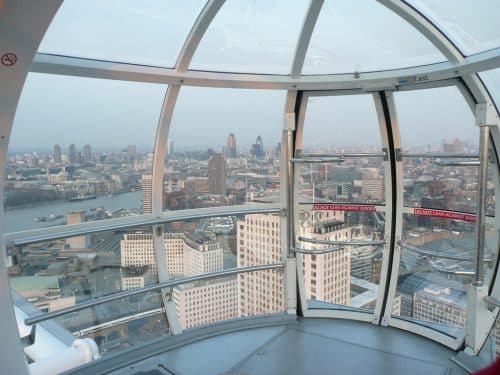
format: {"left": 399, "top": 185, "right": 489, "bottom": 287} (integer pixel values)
{"left": 8, "top": 0, "right": 490, "bottom": 153}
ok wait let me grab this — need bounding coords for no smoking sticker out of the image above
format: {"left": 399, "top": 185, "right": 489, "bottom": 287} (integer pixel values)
{"left": 1, "top": 53, "right": 17, "bottom": 67}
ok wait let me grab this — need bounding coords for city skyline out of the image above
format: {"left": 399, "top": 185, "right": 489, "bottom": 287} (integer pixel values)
{"left": 9, "top": 75, "right": 478, "bottom": 152}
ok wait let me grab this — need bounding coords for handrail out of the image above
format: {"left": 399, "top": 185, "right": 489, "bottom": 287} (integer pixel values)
{"left": 433, "top": 159, "right": 480, "bottom": 167}
{"left": 400, "top": 153, "right": 479, "bottom": 158}
{"left": 6, "top": 204, "right": 280, "bottom": 247}
{"left": 484, "top": 295, "right": 500, "bottom": 308}
{"left": 292, "top": 246, "right": 343, "bottom": 255}
{"left": 291, "top": 157, "right": 344, "bottom": 163}
{"left": 399, "top": 241, "right": 491, "bottom": 262}
{"left": 296, "top": 152, "right": 386, "bottom": 158}
{"left": 24, "top": 263, "right": 284, "bottom": 326}
{"left": 298, "top": 236, "right": 386, "bottom": 247}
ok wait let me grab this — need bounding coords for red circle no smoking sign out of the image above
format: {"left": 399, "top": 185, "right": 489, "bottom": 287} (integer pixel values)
{"left": 1, "top": 53, "right": 17, "bottom": 67}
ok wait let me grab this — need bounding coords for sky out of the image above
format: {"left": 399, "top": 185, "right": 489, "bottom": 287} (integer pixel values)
{"left": 8, "top": 0, "right": 495, "bottom": 153}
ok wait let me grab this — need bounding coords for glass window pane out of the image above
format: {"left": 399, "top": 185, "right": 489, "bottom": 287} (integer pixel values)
{"left": 300, "top": 207, "right": 386, "bottom": 313}
{"left": 392, "top": 215, "right": 496, "bottom": 337}
{"left": 163, "top": 214, "right": 283, "bottom": 328}
{"left": 5, "top": 73, "right": 165, "bottom": 233}
{"left": 164, "top": 87, "right": 284, "bottom": 211}
{"left": 480, "top": 68, "right": 500, "bottom": 111}
{"left": 298, "top": 93, "right": 387, "bottom": 313}
{"left": 394, "top": 86, "right": 479, "bottom": 211}
{"left": 302, "top": 0, "right": 445, "bottom": 75}
{"left": 190, "top": 0, "right": 308, "bottom": 74}
{"left": 39, "top": 0, "right": 206, "bottom": 67}
{"left": 299, "top": 94, "right": 385, "bottom": 205}
{"left": 406, "top": 0, "right": 500, "bottom": 55}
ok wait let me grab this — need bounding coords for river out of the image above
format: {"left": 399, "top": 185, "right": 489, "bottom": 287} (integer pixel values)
{"left": 3, "top": 191, "right": 141, "bottom": 233}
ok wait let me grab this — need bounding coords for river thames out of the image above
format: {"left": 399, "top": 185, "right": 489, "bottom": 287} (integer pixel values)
{"left": 3, "top": 191, "right": 141, "bottom": 233}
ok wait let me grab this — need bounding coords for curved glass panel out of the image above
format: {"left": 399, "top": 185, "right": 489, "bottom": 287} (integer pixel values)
{"left": 6, "top": 73, "right": 166, "bottom": 232}
{"left": 480, "top": 68, "right": 500, "bottom": 111}
{"left": 392, "top": 215, "right": 496, "bottom": 338}
{"left": 39, "top": 0, "right": 206, "bottom": 67}
{"left": 302, "top": 0, "right": 445, "bottom": 75}
{"left": 297, "top": 93, "right": 388, "bottom": 313}
{"left": 406, "top": 0, "right": 500, "bottom": 55}
{"left": 164, "top": 87, "right": 284, "bottom": 211}
{"left": 394, "top": 86, "right": 478, "bottom": 212}
{"left": 190, "top": 0, "right": 308, "bottom": 74}
{"left": 8, "top": 225, "right": 168, "bottom": 357}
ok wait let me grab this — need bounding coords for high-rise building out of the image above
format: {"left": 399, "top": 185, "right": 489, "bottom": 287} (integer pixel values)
{"left": 120, "top": 232, "right": 223, "bottom": 279}
{"left": 208, "top": 154, "right": 226, "bottom": 195}
{"left": 237, "top": 214, "right": 283, "bottom": 316}
{"left": 127, "top": 144, "right": 137, "bottom": 162}
{"left": 226, "top": 133, "right": 237, "bottom": 158}
{"left": 251, "top": 135, "right": 265, "bottom": 158}
{"left": 173, "top": 277, "right": 237, "bottom": 329}
{"left": 299, "top": 211, "right": 351, "bottom": 305}
{"left": 68, "top": 144, "right": 76, "bottom": 163}
{"left": 168, "top": 139, "right": 174, "bottom": 156}
{"left": 53, "top": 144, "right": 62, "bottom": 163}
{"left": 140, "top": 174, "right": 153, "bottom": 214}
{"left": 120, "top": 230, "right": 236, "bottom": 329}
{"left": 82, "top": 144, "right": 91, "bottom": 162}
{"left": 237, "top": 212, "right": 353, "bottom": 315}
{"left": 65, "top": 212, "right": 90, "bottom": 249}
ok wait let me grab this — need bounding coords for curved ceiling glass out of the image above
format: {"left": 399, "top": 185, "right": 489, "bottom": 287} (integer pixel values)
{"left": 38, "top": 0, "right": 206, "bottom": 67}
{"left": 189, "top": 0, "right": 308, "bottom": 74}
{"left": 405, "top": 0, "right": 500, "bottom": 56}
{"left": 302, "top": 0, "right": 445, "bottom": 75}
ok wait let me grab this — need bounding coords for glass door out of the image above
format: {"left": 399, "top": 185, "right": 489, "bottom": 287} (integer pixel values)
{"left": 292, "top": 91, "right": 394, "bottom": 323}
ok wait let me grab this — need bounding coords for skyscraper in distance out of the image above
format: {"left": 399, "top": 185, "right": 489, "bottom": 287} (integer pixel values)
{"left": 208, "top": 154, "right": 226, "bottom": 195}
{"left": 168, "top": 139, "right": 174, "bottom": 156}
{"left": 127, "top": 144, "right": 137, "bottom": 162}
{"left": 251, "top": 136, "right": 265, "bottom": 158}
{"left": 53, "top": 144, "right": 62, "bottom": 163}
{"left": 82, "top": 144, "right": 91, "bottom": 162}
{"left": 226, "top": 133, "right": 237, "bottom": 158}
{"left": 68, "top": 144, "right": 76, "bottom": 163}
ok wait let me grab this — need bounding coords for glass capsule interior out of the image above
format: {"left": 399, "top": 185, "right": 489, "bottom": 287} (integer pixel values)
{"left": 2, "top": 1, "right": 500, "bottom": 372}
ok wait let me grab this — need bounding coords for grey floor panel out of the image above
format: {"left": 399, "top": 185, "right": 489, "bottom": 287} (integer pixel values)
{"left": 113, "top": 325, "right": 288, "bottom": 375}
{"left": 108, "top": 318, "right": 467, "bottom": 375}
{"left": 296, "top": 318, "right": 458, "bottom": 367}
{"left": 233, "top": 327, "right": 452, "bottom": 375}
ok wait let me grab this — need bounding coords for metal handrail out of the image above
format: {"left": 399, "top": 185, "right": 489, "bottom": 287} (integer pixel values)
{"left": 484, "top": 295, "right": 500, "bottom": 308}
{"left": 24, "top": 263, "right": 284, "bottom": 326}
{"left": 296, "top": 152, "right": 386, "bottom": 158}
{"left": 433, "top": 159, "right": 480, "bottom": 167}
{"left": 399, "top": 241, "right": 491, "bottom": 262}
{"left": 401, "top": 153, "right": 479, "bottom": 158}
{"left": 298, "top": 237, "right": 386, "bottom": 246}
{"left": 291, "top": 157, "right": 344, "bottom": 163}
{"left": 6, "top": 204, "right": 280, "bottom": 247}
{"left": 292, "top": 246, "right": 344, "bottom": 255}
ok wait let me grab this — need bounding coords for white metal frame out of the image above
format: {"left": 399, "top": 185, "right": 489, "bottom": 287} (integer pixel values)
{"left": 150, "top": 0, "right": 226, "bottom": 334}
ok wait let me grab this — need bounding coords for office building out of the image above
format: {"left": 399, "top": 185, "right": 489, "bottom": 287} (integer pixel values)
{"left": 140, "top": 174, "right": 153, "bottom": 214}
{"left": 68, "top": 143, "right": 76, "bottom": 163}
{"left": 226, "top": 133, "right": 237, "bottom": 158}
{"left": 53, "top": 144, "right": 62, "bottom": 163}
{"left": 208, "top": 154, "right": 226, "bottom": 195}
